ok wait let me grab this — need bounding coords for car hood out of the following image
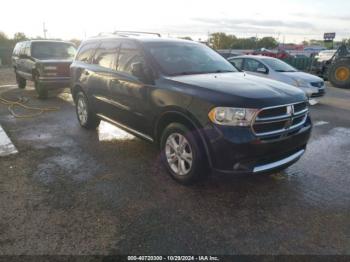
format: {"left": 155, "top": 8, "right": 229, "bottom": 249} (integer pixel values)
{"left": 281, "top": 71, "right": 323, "bottom": 82}
{"left": 166, "top": 72, "right": 306, "bottom": 108}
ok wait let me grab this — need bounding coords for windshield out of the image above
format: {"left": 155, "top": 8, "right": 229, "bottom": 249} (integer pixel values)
{"left": 144, "top": 42, "right": 237, "bottom": 76}
{"left": 31, "top": 42, "right": 76, "bottom": 60}
{"left": 261, "top": 58, "right": 297, "bottom": 72}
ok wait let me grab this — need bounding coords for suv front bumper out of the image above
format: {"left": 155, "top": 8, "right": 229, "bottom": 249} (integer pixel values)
{"left": 203, "top": 117, "right": 312, "bottom": 174}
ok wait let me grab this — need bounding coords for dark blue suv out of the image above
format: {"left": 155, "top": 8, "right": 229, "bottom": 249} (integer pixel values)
{"left": 70, "top": 32, "right": 311, "bottom": 184}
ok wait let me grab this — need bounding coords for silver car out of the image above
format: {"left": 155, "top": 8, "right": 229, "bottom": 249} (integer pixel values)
{"left": 228, "top": 55, "right": 325, "bottom": 98}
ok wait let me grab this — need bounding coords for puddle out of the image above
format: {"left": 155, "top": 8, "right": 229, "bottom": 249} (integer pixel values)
{"left": 314, "top": 121, "right": 329, "bottom": 127}
{"left": 57, "top": 92, "right": 74, "bottom": 105}
{"left": 33, "top": 152, "right": 102, "bottom": 184}
{"left": 98, "top": 121, "right": 135, "bottom": 141}
{"left": 18, "top": 130, "right": 76, "bottom": 149}
{"left": 288, "top": 127, "right": 350, "bottom": 179}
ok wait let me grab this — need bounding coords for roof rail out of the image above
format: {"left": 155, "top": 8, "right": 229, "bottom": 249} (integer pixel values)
{"left": 113, "top": 31, "right": 161, "bottom": 37}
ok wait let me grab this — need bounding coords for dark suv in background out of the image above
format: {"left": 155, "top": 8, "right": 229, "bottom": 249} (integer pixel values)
{"left": 70, "top": 32, "right": 312, "bottom": 184}
{"left": 12, "top": 40, "right": 76, "bottom": 98}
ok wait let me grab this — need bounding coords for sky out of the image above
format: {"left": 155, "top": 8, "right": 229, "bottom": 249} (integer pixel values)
{"left": 1, "top": 0, "right": 350, "bottom": 43}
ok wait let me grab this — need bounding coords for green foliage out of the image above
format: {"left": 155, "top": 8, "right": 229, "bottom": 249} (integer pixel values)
{"left": 13, "top": 32, "right": 28, "bottom": 42}
{"left": 257, "top": 37, "right": 278, "bottom": 49}
{"left": 209, "top": 32, "right": 237, "bottom": 49}
{"left": 178, "top": 36, "right": 193, "bottom": 41}
{"left": 209, "top": 33, "right": 278, "bottom": 50}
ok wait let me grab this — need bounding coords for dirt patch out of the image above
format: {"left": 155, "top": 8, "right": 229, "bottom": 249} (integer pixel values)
{"left": 0, "top": 67, "right": 15, "bottom": 85}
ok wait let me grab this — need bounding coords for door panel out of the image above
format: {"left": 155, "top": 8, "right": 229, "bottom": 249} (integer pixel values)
{"left": 87, "top": 40, "right": 121, "bottom": 120}
{"left": 107, "top": 40, "right": 152, "bottom": 135}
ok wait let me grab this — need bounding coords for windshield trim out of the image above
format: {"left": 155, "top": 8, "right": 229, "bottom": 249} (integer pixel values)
{"left": 260, "top": 58, "right": 298, "bottom": 73}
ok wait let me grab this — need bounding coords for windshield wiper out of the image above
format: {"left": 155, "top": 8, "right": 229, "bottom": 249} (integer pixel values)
{"left": 174, "top": 71, "right": 210, "bottom": 76}
{"left": 212, "top": 70, "right": 236, "bottom": 73}
{"left": 275, "top": 69, "right": 297, "bottom": 72}
{"left": 173, "top": 70, "right": 235, "bottom": 76}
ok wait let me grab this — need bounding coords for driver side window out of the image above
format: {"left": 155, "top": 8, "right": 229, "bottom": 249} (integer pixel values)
{"left": 117, "top": 41, "right": 145, "bottom": 75}
{"left": 243, "top": 59, "right": 267, "bottom": 73}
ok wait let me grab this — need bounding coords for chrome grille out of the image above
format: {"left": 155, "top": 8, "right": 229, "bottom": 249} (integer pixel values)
{"left": 252, "top": 101, "right": 308, "bottom": 137}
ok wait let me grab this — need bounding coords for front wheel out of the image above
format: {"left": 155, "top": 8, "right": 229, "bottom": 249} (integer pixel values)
{"left": 75, "top": 91, "right": 100, "bottom": 129}
{"left": 34, "top": 74, "right": 48, "bottom": 99}
{"left": 15, "top": 72, "right": 26, "bottom": 89}
{"left": 160, "top": 123, "right": 209, "bottom": 185}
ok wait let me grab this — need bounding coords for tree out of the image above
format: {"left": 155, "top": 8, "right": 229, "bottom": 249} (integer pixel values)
{"left": 0, "top": 31, "right": 8, "bottom": 42}
{"left": 69, "top": 39, "right": 82, "bottom": 47}
{"left": 209, "top": 32, "right": 237, "bottom": 49}
{"left": 257, "top": 37, "right": 278, "bottom": 49}
{"left": 13, "top": 32, "right": 28, "bottom": 42}
{"left": 179, "top": 36, "right": 192, "bottom": 41}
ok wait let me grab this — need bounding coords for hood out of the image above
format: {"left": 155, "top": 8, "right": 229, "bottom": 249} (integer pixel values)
{"left": 281, "top": 71, "right": 323, "bottom": 83}
{"left": 165, "top": 72, "right": 307, "bottom": 108}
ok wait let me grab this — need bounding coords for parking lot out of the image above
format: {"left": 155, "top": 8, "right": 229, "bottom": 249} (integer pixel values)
{"left": 0, "top": 66, "right": 349, "bottom": 255}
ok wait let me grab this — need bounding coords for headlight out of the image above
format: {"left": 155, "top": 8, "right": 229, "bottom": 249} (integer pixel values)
{"left": 208, "top": 107, "right": 258, "bottom": 126}
{"left": 293, "top": 79, "right": 308, "bottom": 87}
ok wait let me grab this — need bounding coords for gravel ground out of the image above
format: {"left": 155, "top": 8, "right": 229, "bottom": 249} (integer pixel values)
{"left": 0, "top": 68, "right": 349, "bottom": 255}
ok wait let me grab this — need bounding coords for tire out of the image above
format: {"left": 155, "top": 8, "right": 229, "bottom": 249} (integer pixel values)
{"left": 160, "top": 123, "right": 209, "bottom": 185}
{"left": 75, "top": 91, "right": 100, "bottom": 129}
{"left": 15, "top": 72, "right": 26, "bottom": 89}
{"left": 33, "top": 74, "right": 48, "bottom": 99}
{"left": 328, "top": 59, "right": 350, "bottom": 89}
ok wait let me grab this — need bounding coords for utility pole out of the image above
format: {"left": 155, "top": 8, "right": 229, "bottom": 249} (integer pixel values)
{"left": 43, "top": 22, "right": 47, "bottom": 39}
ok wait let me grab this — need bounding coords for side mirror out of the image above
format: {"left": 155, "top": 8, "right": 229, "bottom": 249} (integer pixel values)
{"left": 256, "top": 67, "right": 267, "bottom": 74}
{"left": 131, "top": 62, "right": 144, "bottom": 78}
{"left": 131, "top": 62, "right": 153, "bottom": 83}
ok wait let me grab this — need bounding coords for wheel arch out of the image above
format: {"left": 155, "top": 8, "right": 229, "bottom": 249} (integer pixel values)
{"left": 154, "top": 109, "right": 213, "bottom": 168}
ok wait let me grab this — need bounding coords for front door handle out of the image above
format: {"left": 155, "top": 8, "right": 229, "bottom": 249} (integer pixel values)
{"left": 84, "top": 71, "right": 90, "bottom": 76}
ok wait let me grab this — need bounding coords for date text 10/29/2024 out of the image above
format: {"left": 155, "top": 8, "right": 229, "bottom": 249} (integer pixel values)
{"left": 127, "top": 256, "right": 220, "bottom": 261}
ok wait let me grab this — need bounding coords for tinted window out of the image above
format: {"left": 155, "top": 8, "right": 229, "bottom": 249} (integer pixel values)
{"left": 117, "top": 41, "right": 144, "bottom": 74}
{"left": 243, "top": 59, "right": 267, "bottom": 73}
{"left": 31, "top": 42, "right": 76, "bottom": 59}
{"left": 13, "top": 43, "right": 21, "bottom": 56}
{"left": 76, "top": 42, "right": 98, "bottom": 63}
{"left": 93, "top": 41, "right": 119, "bottom": 69}
{"left": 24, "top": 42, "right": 31, "bottom": 56}
{"left": 230, "top": 58, "right": 243, "bottom": 70}
{"left": 261, "top": 58, "right": 297, "bottom": 72}
{"left": 144, "top": 42, "right": 237, "bottom": 76}
{"left": 18, "top": 43, "right": 25, "bottom": 55}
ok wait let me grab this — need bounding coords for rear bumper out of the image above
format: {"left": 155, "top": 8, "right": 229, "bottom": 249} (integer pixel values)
{"left": 203, "top": 116, "right": 312, "bottom": 174}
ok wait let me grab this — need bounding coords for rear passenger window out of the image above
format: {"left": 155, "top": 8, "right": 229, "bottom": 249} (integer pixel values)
{"left": 93, "top": 41, "right": 119, "bottom": 69}
{"left": 244, "top": 59, "right": 267, "bottom": 73}
{"left": 117, "top": 41, "right": 144, "bottom": 74}
{"left": 76, "top": 42, "right": 97, "bottom": 63}
{"left": 24, "top": 42, "right": 31, "bottom": 56}
{"left": 13, "top": 43, "right": 20, "bottom": 55}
